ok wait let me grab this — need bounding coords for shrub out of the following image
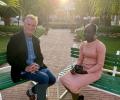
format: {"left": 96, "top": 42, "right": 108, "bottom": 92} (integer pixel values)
{"left": 34, "top": 26, "right": 45, "bottom": 37}
{"left": 0, "top": 25, "right": 45, "bottom": 37}
{"left": 98, "top": 25, "right": 120, "bottom": 34}
{"left": 0, "top": 25, "right": 21, "bottom": 33}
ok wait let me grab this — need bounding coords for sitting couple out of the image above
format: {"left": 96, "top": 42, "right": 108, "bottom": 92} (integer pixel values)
{"left": 7, "top": 14, "right": 106, "bottom": 100}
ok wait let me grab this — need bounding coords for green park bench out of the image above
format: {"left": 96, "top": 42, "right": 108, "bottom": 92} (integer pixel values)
{"left": 0, "top": 31, "right": 46, "bottom": 99}
{"left": 0, "top": 52, "right": 50, "bottom": 100}
{"left": 57, "top": 45, "right": 120, "bottom": 100}
{"left": 0, "top": 52, "right": 28, "bottom": 100}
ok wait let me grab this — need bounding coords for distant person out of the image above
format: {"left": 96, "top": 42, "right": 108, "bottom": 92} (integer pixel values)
{"left": 60, "top": 23, "right": 106, "bottom": 100}
{"left": 7, "top": 14, "right": 56, "bottom": 100}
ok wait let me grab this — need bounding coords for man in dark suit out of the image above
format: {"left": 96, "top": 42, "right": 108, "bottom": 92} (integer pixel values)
{"left": 7, "top": 14, "right": 56, "bottom": 100}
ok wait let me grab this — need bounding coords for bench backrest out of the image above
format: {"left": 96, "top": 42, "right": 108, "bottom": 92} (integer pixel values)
{"left": 0, "top": 66, "right": 27, "bottom": 90}
{"left": 0, "top": 52, "right": 7, "bottom": 65}
{"left": 70, "top": 47, "right": 120, "bottom": 75}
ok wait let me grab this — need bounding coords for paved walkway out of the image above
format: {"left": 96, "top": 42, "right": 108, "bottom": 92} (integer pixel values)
{"left": 40, "top": 29, "right": 74, "bottom": 100}
{"left": 1, "top": 29, "right": 120, "bottom": 100}
{"left": 40, "top": 29, "right": 74, "bottom": 74}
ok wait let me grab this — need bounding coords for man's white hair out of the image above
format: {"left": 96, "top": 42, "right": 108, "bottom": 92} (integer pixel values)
{"left": 24, "top": 14, "right": 38, "bottom": 24}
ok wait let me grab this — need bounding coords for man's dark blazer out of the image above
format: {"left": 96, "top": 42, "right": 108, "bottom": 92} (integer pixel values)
{"left": 7, "top": 30, "right": 46, "bottom": 83}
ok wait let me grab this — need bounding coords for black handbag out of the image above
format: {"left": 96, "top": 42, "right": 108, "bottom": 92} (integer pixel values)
{"left": 70, "top": 64, "right": 88, "bottom": 74}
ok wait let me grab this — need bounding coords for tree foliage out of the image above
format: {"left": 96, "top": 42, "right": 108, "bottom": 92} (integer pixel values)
{"left": 19, "top": 0, "right": 54, "bottom": 26}
{"left": 0, "top": 0, "right": 20, "bottom": 25}
{"left": 75, "top": 0, "right": 120, "bottom": 26}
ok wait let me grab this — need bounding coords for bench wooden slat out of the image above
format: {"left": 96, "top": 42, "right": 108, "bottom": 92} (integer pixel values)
{"left": 91, "top": 73, "right": 120, "bottom": 95}
{"left": 106, "top": 55, "right": 120, "bottom": 61}
{"left": 0, "top": 72, "right": 10, "bottom": 76}
{"left": 105, "top": 60, "right": 120, "bottom": 67}
{"left": 71, "top": 51, "right": 79, "bottom": 55}
{"left": 71, "top": 48, "right": 79, "bottom": 51}
{"left": 0, "top": 52, "right": 7, "bottom": 65}
{"left": 0, "top": 60, "right": 7, "bottom": 64}
{"left": 0, "top": 80, "right": 27, "bottom": 90}
{"left": 0, "top": 69, "right": 27, "bottom": 90}
{"left": 70, "top": 54, "right": 79, "bottom": 58}
{"left": 106, "top": 56, "right": 120, "bottom": 61}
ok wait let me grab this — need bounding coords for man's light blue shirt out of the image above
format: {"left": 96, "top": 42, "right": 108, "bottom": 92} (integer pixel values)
{"left": 25, "top": 36, "right": 36, "bottom": 65}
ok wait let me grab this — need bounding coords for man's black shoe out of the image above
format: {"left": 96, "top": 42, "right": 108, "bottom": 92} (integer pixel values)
{"left": 26, "top": 89, "right": 35, "bottom": 100}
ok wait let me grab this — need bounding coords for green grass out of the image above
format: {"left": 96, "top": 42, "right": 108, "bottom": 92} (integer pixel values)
{"left": 98, "top": 36, "right": 120, "bottom": 54}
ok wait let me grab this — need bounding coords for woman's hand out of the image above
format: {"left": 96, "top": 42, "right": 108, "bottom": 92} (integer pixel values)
{"left": 70, "top": 64, "right": 88, "bottom": 74}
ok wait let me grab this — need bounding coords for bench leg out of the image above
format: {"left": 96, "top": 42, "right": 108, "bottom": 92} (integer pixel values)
{"left": 57, "top": 76, "right": 68, "bottom": 100}
{"left": 57, "top": 77, "right": 60, "bottom": 100}
{"left": 0, "top": 92, "right": 2, "bottom": 100}
{"left": 31, "top": 81, "right": 50, "bottom": 97}
{"left": 59, "top": 90, "right": 68, "bottom": 99}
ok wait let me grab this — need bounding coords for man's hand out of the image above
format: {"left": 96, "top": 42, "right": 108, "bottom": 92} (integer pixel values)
{"left": 25, "top": 63, "right": 39, "bottom": 73}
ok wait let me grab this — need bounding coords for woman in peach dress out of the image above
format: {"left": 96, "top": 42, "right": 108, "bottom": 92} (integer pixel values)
{"left": 60, "top": 23, "right": 106, "bottom": 100}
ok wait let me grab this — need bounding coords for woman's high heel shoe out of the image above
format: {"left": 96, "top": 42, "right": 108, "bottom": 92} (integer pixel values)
{"left": 77, "top": 95, "right": 84, "bottom": 100}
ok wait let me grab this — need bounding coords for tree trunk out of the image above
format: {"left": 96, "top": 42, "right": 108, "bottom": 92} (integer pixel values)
{"left": 100, "top": 15, "right": 111, "bottom": 26}
{"left": 114, "top": 15, "right": 119, "bottom": 25}
{"left": 3, "top": 17, "right": 11, "bottom": 26}
{"left": 104, "top": 15, "right": 111, "bottom": 26}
